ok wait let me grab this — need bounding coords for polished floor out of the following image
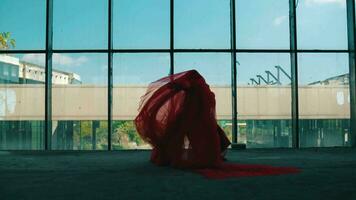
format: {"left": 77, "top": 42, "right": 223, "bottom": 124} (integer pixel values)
{"left": 0, "top": 148, "right": 355, "bottom": 200}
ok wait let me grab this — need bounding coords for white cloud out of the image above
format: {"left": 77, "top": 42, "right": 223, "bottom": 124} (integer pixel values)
{"left": 273, "top": 16, "right": 288, "bottom": 26}
{"left": 22, "top": 54, "right": 89, "bottom": 67}
{"left": 305, "top": 0, "right": 345, "bottom": 7}
{"left": 22, "top": 54, "right": 45, "bottom": 66}
{"left": 53, "top": 54, "right": 88, "bottom": 67}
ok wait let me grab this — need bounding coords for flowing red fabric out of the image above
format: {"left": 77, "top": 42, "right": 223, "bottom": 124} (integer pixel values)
{"left": 135, "top": 70, "right": 300, "bottom": 178}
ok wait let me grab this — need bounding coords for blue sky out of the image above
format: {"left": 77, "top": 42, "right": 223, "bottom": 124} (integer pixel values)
{"left": 0, "top": 0, "right": 350, "bottom": 85}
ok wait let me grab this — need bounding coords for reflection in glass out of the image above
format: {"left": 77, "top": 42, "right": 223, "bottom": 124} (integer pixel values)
{"left": 298, "top": 53, "right": 350, "bottom": 147}
{"left": 236, "top": 0, "right": 289, "bottom": 49}
{"left": 0, "top": 54, "right": 45, "bottom": 150}
{"left": 113, "top": 53, "right": 170, "bottom": 149}
{"left": 52, "top": 53, "right": 108, "bottom": 150}
{"left": 53, "top": 0, "right": 108, "bottom": 49}
{"left": 174, "top": 0, "right": 230, "bottom": 49}
{"left": 113, "top": 0, "right": 169, "bottom": 49}
{"left": 297, "top": 0, "right": 347, "bottom": 49}
{"left": 175, "top": 53, "right": 232, "bottom": 141}
{"left": 0, "top": 1, "right": 45, "bottom": 50}
{"left": 236, "top": 53, "right": 292, "bottom": 148}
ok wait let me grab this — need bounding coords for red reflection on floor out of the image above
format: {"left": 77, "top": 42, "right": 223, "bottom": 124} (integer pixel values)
{"left": 194, "top": 163, "right": 300, "bottom": 179}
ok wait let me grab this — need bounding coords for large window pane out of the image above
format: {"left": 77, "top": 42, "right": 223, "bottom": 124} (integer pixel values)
{"left": 113, "top": 0, "right": 169, "bottom": 49}
{"left": 297, "top": 0, "right": 347, "bottom": 49}
{"left": 175, "top": 0, "right": 230, "bottom": 49}
{"left": 298, "top": 53, "right": 350, "bottom": 147}
{"left": 236, "top": 53, "right": 292, "bottom": 148}
{"left": 0, "top": 0, "right": 45, "bottom": 50}
{"left": 113, "top": 53, "right": 170, "bottom": 149}
{"left": 236, "top": 0, "right": 289, "bottom": 49}
{"left": 174, "top": 53, "right": 232, "bottom": 141}
{"left": 53, "top": 0, "right": 108, "bottom": 49}
{"left": 52, "top": 53, "right": 108, "bottom": 150}
{"left": 0, "top": 54, "right": 45, "bottom": 150}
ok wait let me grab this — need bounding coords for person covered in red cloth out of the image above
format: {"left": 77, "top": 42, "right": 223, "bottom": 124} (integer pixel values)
{"left": 135, "top": 70, "right": 230, "bottom": 168}
{"left": 135, "top": 70, "right": 299, "bottom": 179}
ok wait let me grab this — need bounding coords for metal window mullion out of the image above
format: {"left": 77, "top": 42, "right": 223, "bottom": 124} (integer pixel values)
{"left": 346, "top": 0, "right": 356, "bottom": 147}
{"left": 108, "top": 0, "right": 113, "bottom": 151}
{"left": 45, "top": 0, "right": 53, "bottom": 150}
{"left": 170, "top": 0, "right": 174, "bottom": 75}
{"left": 290, "top": 0, "right": 299, "bottom": 148}
{"left": 1, "top": 49, "right": 353, "bottom": 54}
{"left": 230, "top": 0, "right": 238, "bottom": 144}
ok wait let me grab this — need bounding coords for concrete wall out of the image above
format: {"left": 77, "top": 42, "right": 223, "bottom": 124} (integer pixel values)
{"left": 0, "top": 85, "right": 350, "bottom": 120}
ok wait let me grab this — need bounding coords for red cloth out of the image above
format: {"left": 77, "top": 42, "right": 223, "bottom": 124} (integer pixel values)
{"left": 135, "top": 70, "right": 230, "bottom": 168}
{"left": 135, "top": 70, "right": 300, "bottom": 178}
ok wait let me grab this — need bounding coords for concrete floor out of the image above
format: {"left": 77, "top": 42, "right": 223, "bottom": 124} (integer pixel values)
{"left": 0, "top": 148, "right": 355, "bottom": 200}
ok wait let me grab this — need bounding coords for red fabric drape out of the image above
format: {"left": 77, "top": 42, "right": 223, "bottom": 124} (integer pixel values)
{"left": 135, "top": 70, "right": 300, "bottom": 178}
{"left": 135, "top": 70, "right": 230, "bottom": 168}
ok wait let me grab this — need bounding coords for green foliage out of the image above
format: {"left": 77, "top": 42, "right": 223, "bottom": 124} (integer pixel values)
{"left": 95, "top": 121, "right": 109, "bottom": 150}
{"left": 217, "top": 120, "right": 231, "bottom": 137}
{"left": 72, "top": 121, "right": 108, "bottom": 150}
{"left": 112, "top": 120, "right": 144, "bottom": 149}
{"left": 69, "top": 120, "right": 233, "bottom": 150}
{"left": 0, "top": 32, "right": 16, "bottom": 49}
{"left": 70, "top": 120, "right": 144, "bottom": 150}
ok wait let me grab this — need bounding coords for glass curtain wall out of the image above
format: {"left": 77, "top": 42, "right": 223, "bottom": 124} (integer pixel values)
{"left": 51, "top": 0, "right": 109, "bottom": 150}
{"left": 113, "top": 53, "right": 170, "bottom": 149}
{"left": 296, "top": 0, "right": 350, "bottom": 147}
{"left": 0, "top": 0, "right": 46, "bottom": 150}
{"left": 0, "top": 0, "right": 354, "bottom": 150}
{"left": 236, "top": 0, "right": 292, "bottom": 148}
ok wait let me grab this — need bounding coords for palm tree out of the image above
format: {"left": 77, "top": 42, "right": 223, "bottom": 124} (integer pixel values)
{"left": 0, "top": 32, "right": 16, "bottom": 49}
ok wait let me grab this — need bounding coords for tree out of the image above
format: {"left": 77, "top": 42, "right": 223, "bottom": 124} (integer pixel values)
{"left": 0, "top": 32, "right": 16, "bottom": 49}
{"left": 112, "top": 120, "right": 144, "bottom": 149}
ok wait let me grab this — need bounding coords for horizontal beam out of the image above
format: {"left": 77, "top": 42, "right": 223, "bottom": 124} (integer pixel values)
{"left": 0, "top": 49, "right": 351, "bottom": 54}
